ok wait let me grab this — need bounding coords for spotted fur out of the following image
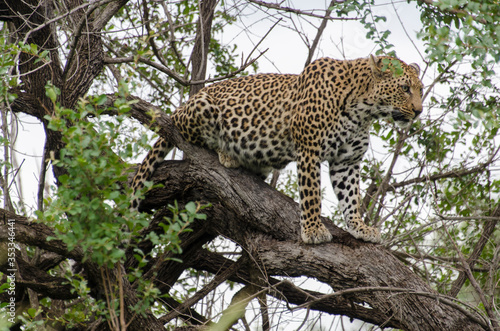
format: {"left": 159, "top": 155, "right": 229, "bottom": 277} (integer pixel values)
{"left": 131, "top": 55, "right": 424, "bottom": 244}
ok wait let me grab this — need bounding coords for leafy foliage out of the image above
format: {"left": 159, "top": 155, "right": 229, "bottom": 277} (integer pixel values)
{"left": 40, "top": 83, "right": 149, "bottom": 266}
{"left": 25, "top": 83, "right": 206, "bottom": 328}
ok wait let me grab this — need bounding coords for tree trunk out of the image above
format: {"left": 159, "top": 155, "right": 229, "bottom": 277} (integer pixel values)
{"left": 189, "top": 0, "right": 218, "bottom": 96}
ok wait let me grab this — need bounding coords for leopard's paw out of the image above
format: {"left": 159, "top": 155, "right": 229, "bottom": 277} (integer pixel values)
{"left": 347, "top": 223, "right": 381, "bottom": 243}
{"left": 218, "top": 150, "right": 240, "bottom": 168}
{"left": 301, "top": 223, "right": 333, "bottom": 244}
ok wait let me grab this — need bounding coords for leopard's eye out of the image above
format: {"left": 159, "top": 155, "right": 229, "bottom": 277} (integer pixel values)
{"left": 401, "top": 85, "right": 410, "bottom": 93}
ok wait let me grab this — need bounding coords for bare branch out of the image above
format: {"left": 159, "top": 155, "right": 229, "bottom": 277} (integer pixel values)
{"left": 443, "top": 222, "right": 499, "bottom": 330}
{"left": 21, "top": 0, "right": 115, "bottom": 41}
{"left": 293, "top": 285, "right": 489, "bottom": 328}
{"left": 104, "top": 50, "right": 265, "bottom": 86}
{"left": 304, "top": 0, "right": 337, "bottom": 66}
{"left": 449, "top": 213, "right": 498, "bottom": 296}
{"left": 389, "top": 148, "right": 500, "bottom": 191}
{"left": 104, "top": 55, "right": 189, "bottom": 86}
{"left": 367, "top": 130, "right": 408, "bottom": 226}
{"left": 62, "top": 0, "right": 111, "bottom": 83}
{"left": 247, "top": 0, "right": 360, "bottom": 20}
{"left": 142, "top": 0, "right": 181, "bottom": 81}
{"left": 159, "top": 256, "right": 247, "bottom": 324}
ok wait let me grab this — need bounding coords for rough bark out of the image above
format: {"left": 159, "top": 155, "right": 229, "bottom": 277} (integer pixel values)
{"left": 0, "top": 107, "right": 489, "bottom": 329}
{"left": 1, "top": 0, "right": 115, "bottom": 181}
{"left": 189, "top": 0, "right": 218, "bottom": 96}
{"left": 122, "top": 111, "right": 488, "bottom": 330}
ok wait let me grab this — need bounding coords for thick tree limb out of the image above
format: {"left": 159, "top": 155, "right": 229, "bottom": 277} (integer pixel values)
{"left": 0, "top": 251, "right": 76, "bottom": 300}
{"left": 1, "top": 95, "right": 492, "bottom": 328}
{"left": 188, "top": 248, "right": 406, "bottom": 329}
{"left": 0, "top": 211, "right": 167, "bottom": 330}
{"left": 120, "top": 107, "right": 489, "bottom": 330}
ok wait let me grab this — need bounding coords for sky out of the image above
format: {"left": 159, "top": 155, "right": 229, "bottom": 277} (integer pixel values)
{"left": 220, "top": 0, "right": 426, "bottom": 73}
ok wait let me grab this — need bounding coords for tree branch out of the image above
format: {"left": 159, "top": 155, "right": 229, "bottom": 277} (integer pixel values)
{"left": 449, "top": 207, "right": 499, "bottom": 297}
{"left": 189, "top": 0, "right": 218, "bottom": 96}
{"left": 118, "top": 101, "right": 488, "bottom": 330}
{"left": 304, "top": 0, "right": 337, "bottom": 66}
{"left": 1, "top": 89, "right": 492, "bottom": 328}
{"left": 159, "top": 256, "right": 247, "bottom": 324}
{"left": 247, "top": 0, "right": 360, "bottom": 20}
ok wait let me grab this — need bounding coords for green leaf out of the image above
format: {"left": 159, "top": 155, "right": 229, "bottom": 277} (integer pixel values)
{"left": 96, "top": 94, "right": 108, "bottom": 106}
{"left": 27, "top": 308, "right": 37, "bottom": 318}
{"left": 185, "top": 201, "right": 197, "bottom": 215}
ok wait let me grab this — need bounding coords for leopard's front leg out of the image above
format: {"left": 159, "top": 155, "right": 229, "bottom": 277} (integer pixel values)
{"left": 297, "top": 151, "right": 332, "bottom": 244}
{"left": 329, "top": 163, "right": 381, "bottom": 243}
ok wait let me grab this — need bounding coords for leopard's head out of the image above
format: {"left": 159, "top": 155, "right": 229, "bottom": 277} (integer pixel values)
{"left": 369, "top": 55, "right": 424, "bottom": 128}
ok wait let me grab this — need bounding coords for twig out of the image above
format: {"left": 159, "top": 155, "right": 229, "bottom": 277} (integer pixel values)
{"left": 159, "top": 255, "right": 247, "bottom": 324}
{"left": 442, "top": 221, "right": 499, "bottom": 330}
{"left": 369, "top": 130, "right": 408, "bottom": 226}
{"left": 304, "top": 0, "right": 337, "bottom": 66}
{"left": 292, "top": 285, "right": 490, "bottom": 329}
{"left": 62, "top": 1, "right": 109, "bottom": 83}
{"left": 449, "top": 212, "right": 498, "bottom": 296}
{"left": 391, "top": 1, "right": 425, "bottom": 62}
{"left": 247, "top": 0, "right": 360, "bottom": 20}
{"left": 118, "top": 266, "right": 126, "bottom": 331}
{"left": 189, "top": 51, "right": 266, "bottom": 85}
{"left": 104, "top": 55, "right": 188, "bottom": 85}
{"left": 244, "top": 18, "right": 282, "bottom": 67}
{"left": 21, "top": 0, "right": 115, "bottom": 43}
{"left": 421, "top": 59, "right": 458, "bottom": 103}
{"left": 104, "top": 51, "right": 266, "bottom": 86}
{"left": 142, "top": 0, "right": 180, "bottom": 80}
{"left": 161, "top": 2, "right": 187, "bottom": 69}
{"left": 388, "top": 145, "right": 500, "bottom": 192}
{"left": 101, "top": 267, "right": 119, "bottom": 331}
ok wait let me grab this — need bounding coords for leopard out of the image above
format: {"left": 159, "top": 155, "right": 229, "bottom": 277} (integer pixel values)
{"left": 131, "top": 55, "right": 424, "bottom": 244}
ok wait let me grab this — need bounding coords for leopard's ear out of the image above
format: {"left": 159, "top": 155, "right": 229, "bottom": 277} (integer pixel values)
{"left": 369, "top": 54, "right": 387, "bottom": 80}
{"left": 409, "top": 63, "right": 420, "bottom": 76}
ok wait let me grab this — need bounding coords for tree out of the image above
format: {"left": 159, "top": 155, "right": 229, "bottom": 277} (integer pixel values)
{"left": 0, "top": 0, "right": 499, "bottom": 330}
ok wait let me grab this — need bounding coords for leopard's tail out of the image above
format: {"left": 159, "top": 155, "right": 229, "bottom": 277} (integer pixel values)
{"left": 130, "top": 137, "right": 173, "bottom": 210}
